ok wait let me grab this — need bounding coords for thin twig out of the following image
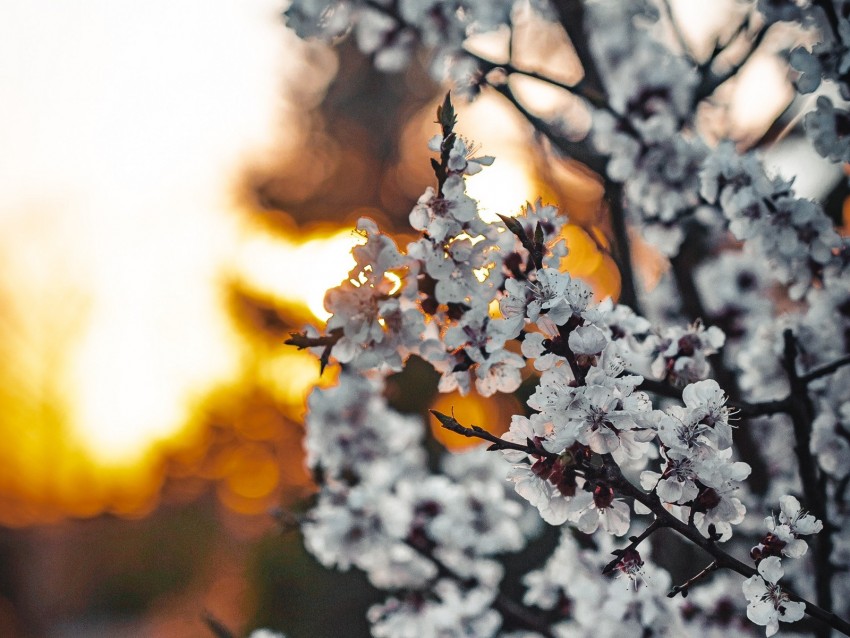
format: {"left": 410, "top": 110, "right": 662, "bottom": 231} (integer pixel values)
{"left": 486, "top": 83, "right": 642, "bottom": 310}
{"left": 801, "top": 353, "right": 850, "bottom": 384}
{"left": 431, "top": 410, "right": 558, "bottom": 459}
{"left": 285, "top": 328, "right": 343, "bottom": 374}
{"left": 694, "top": 19, "right": 768, "bottom": 104}
{"left": 668, "top": 561, "right": 719, "bottom": 598}
{"left": 602, "top": 519, "right": 663, "bottom": 575}
{"left": 490, "top": 83, "right": 607, "bottom": 174}
{"left": 604, "top": 181, "right": 641, "bottom": 311}
{"left": 462, "top": 49, "right": 608, "bottom": 110}
{"left": 659, "top": 0, "right": 696, "bottom": 62}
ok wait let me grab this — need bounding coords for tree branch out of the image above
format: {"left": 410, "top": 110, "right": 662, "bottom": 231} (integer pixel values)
{"left": 693, "top": 18, "right": 767, "bottom": 104}
{"left": 781, "top": 330, "right": 834, "bottom": 632}
{"left": 489, "top": 83, "right": 607, "bottom": 174}
{"left": 668, "top": 561, "right": 718, "bottom": 598}
{"left": 462, "top": 49, "right": 608, "bottom": 110}
{"left": 432, "top": 413, "right": 850, "bottom": 636}
{"left": 548, "top": 0, "right": 608, "bottom": 99}
{"left": 801, "top": 353, "right": 850, "bottom": 384}
{"left": 659, "top": 0, "right": 695, "bottom": 63}
{"left": 604, "top": 181, "right": 641, "bottom": 311}
{"left": 430, "top": 410, "right": 558, "bottom": 459}
{"left": 601, "top": 519, "right": 662, "bottom": 575}
{"left": 605, "top": 457, "right": 850, "bottom": 637}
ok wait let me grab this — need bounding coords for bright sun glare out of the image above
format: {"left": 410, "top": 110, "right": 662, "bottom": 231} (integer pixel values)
{"left": 236, "top": 228, "right": 362, "bottom": 322}
{"left": 0, "top": 0, "right": 318, "bottom": 475}
{"left": 0, "top": 0, "right": 539, "bottom": 516}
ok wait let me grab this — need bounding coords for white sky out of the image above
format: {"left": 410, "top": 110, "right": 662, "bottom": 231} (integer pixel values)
{"left": 0, "top": 1, "right": 305, "bottom": 463}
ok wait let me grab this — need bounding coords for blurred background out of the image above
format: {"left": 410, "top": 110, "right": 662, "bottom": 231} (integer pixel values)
{"left": 0, "top": 1, "right": 838, "bottom": 636}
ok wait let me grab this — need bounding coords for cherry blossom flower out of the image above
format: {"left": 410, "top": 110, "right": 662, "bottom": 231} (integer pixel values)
{"left": 641, "top": 449, "right": 700, "bottom": 505}
{"left": 681, "top": 379, "right": 734, "bottom": 450}
{"left": 752, "top": 495, "right": 824, "bottom": 560}
{"left": 278, "top": 13, "right": 850, "bottom": 636}
{"left": 568, "top": 324, "right": 608, "bottom": 356}
{"left": 368, "top": 579, "right": 502, "bottom": 638}
{"left": 520, "top": 329, "right": 567, "bottom": 372}
{"left": 805, "top": 96, "right": 850, "bottom": 163}
{"left": 572, "top": 485, "right": 632, "bottom": 536}
{"left": 612, "top": 547, "right": 646, "bottom": 588}
{"left": 651, "top": 321, "right": 725, "bottom": 386}
{"left": 742, "top": 557, "right": 805, "bottom": 636}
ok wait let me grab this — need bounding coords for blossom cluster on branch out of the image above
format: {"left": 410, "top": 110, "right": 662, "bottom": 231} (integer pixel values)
{"left": 270, "top": 1, "right": 850, "bottom": 637}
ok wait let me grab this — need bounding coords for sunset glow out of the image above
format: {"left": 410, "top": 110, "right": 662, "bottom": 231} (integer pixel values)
{"left": 0, "top": 0, "right": 340, "bottom": 520}
{"left": 0, "top": 1, "right": 614, "bottom": 524}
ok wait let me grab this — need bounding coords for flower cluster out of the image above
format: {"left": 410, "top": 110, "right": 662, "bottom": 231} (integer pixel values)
{"left": 277, "top": 2, "right": 850, "bottom": 636}
{"left": 700, "top": 141, "right": 842, "bottom": 298}
{"left": 284, "top": 0, "right": 521, "bottom": 76}
{"left": 640, "top": 380, "right": 750, "bottom": 541}
{"left": 303, "top": 372, "right": 534, "bottom": 618}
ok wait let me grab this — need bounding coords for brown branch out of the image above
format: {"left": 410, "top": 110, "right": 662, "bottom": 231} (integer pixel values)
{"left": 603, "top": 457, "right": 850, "bottom": 637}
{"left": 486, "top": 83, "right": 642, "bottom": 311}
{"left": 694, "top": 17, "right": 767, "bottom": 104}
{"left": 489, "top": 82, "right": 607, "bottom": 174}
{"left": 602, "top": 519, "right": 663, "bottom": 575}
{"left": 434, "top": 413, "right": 850, "bottom": 636}
{"left": 285, "top": 328, "right": 343, "bottom": 374}
{"left": 285, "top": 329, "right": 342, "bottom": 350}
{"left": 782, "top": 330, "right": 834, "bottom": 632}
{"left": 604, "top": 181, "right": 641, "bottom": 311}
{"left": 668, "top": 561, "right": 718, "bottom": 598}
{"left": 462, "top": 49, "right": 608, "bottom": 110}
{"left": 430, "top": 410, "right": 558, "bottom": 459}
{"left": 801, "top": 353, "right": 850, "bottom": 384}
{"left": 548, "top": 0, "right": 608, "bottom": 100}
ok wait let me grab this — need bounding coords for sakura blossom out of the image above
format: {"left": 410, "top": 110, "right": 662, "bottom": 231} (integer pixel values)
{"left": 742, "top": 557, "right": 806, "bottom": 637}
{"left": 278, "top": 1, "right": 850, "bottom": 635}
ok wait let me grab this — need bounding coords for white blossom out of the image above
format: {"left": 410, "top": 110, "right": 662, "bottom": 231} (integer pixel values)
{"left": 742, "top": 557, "right": 805, "bottom": 636}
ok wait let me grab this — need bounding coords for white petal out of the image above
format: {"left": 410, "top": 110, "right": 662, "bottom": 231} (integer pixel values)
{"left": 743, "top": 575, "right": 767, "bottom": 601}
{"left": 758, "top": 556, "right": 784, "bottom": 584}
{"left": 780, "top": 600, "right": 805, "bottom": 623}
{"left": 778, "top": 495, "right": 801, "bottom": 519}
